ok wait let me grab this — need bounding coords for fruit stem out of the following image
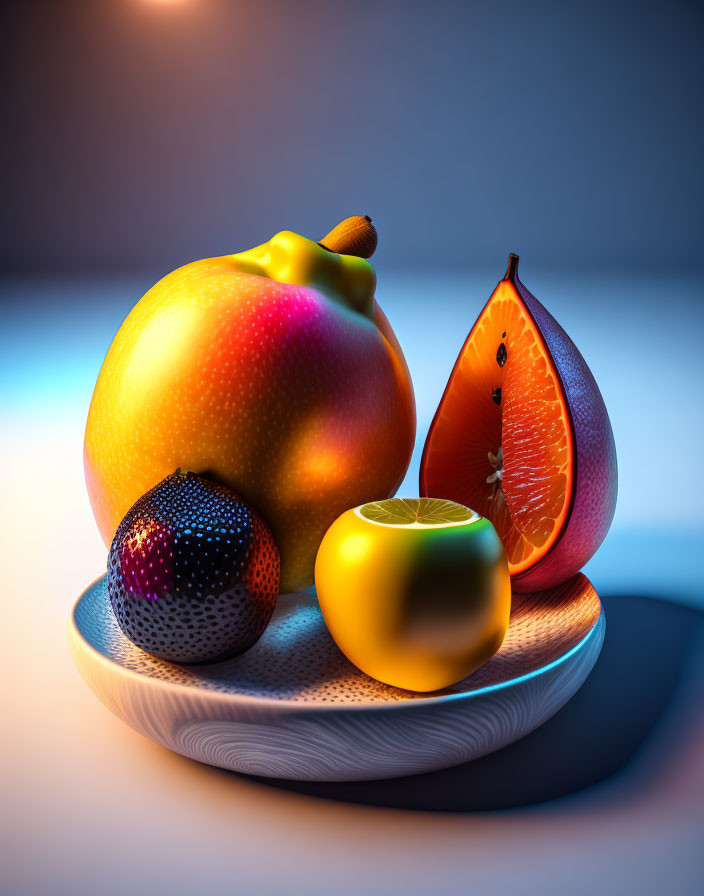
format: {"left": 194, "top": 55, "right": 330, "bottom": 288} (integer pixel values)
{"left": 504, "top": 253, "right": 519, "bottom": 281}
{"left": 319, "top": 216, "right": 378, "bottom": 258}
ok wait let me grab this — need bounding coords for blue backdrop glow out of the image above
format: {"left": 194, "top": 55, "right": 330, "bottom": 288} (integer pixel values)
{"left": 2, "top": 0, "right": 703, "bottom": 599}
{"left": 1, "top": 0, "right": 703, "bottom": 275}
{"left": 2, "top": 3, "right": 704, "bottom": 896}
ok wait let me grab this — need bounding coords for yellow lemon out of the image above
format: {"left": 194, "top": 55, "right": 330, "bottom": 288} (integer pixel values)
{"left": 314, "top": 498, "right": 511, "bottom": 692}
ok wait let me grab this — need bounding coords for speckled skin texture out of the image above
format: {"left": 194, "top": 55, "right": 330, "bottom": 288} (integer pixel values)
{"left": 108, "top": 471, "right": 280, "bottom": 663}
{"left": 85, "top": 258, "right": 415, "bottom": 593}
{"left": 511, "top": 277, "right": 617, "bottom": 590}
{"left": 70, "top": 573, "right": 604, "bottom": 779}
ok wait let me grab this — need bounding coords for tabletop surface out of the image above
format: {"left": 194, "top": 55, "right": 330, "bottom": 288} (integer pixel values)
{"left": 1, "top": 270, "right": 702, "bottom": 895}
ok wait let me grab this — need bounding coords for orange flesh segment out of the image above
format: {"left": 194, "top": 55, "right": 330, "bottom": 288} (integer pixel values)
{"left": 423, "top": 280, "right": 573, "bottom": 574}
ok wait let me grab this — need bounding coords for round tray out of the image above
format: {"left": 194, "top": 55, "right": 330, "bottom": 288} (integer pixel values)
{"left": 68, "top": 573, "right": 604, "bottom": 781}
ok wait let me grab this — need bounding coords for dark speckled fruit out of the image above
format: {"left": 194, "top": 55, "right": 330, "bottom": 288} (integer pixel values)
{"left": 107, "top": 471, "right": 280, "bottom": 663}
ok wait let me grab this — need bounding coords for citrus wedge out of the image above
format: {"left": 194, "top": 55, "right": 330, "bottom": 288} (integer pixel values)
{"left": 420, "top": 255, "right": 617, "bottom": 592}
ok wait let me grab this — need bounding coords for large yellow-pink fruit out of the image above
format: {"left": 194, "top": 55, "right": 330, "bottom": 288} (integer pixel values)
{"left": 85, "top": 228, "right": 416, "bottom": 592}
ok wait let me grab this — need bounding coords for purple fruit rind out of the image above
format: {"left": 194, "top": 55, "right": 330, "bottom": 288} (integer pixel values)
{"left": 512, "top": 278, "right": 618, "bottom": 591}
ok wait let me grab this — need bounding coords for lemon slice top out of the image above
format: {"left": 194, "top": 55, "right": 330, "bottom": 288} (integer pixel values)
{"left": 356, "top": 498, "right": 479, "bottom": 529}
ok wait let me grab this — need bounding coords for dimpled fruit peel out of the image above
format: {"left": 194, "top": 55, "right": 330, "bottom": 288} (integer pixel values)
{"left": 85, "top": 217, "right": 416, "bottom": 593}
{"left": 420, "top": 254, "right": 617, "bottom": 592}
{"left": 108, "top": 470, "right": 280, "bottom": 664}
{"left": 315, "top": 498, "right": 511, "bottom": 691}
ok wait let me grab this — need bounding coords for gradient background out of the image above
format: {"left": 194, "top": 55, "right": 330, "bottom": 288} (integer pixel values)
{"left": 1, "top": 1, "right": 703, "bottom": 894}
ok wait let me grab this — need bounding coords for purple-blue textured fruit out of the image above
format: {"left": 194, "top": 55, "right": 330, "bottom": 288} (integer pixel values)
{"left": 107, "top": 470, "right": 280, "bottom": 663}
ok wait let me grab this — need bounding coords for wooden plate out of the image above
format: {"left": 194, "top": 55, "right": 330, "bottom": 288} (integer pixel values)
{"left": 68, "top": 573, "right": 604, "bottom": 781}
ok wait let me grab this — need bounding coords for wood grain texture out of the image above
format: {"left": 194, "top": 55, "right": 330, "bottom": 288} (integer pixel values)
{"left": 68, "top": 574, "right": 604, "bottom": 781}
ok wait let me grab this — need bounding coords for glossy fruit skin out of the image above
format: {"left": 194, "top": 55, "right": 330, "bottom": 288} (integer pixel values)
{"left": 85, "top": 234, "right": 416, "bottom": 593}
{"left": 420, "top": 263, "right": 617, "bottom": 592}
{"left": 108, "top": 471, "right": 280, "bottom": 664}
{"left": 509, "top": 276, "right": 617, "bottom": 590}
{"left": 315, "top": 507, "right": 511, "bottom": 692}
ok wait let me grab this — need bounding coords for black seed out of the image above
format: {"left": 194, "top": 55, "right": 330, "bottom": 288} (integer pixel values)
{"left": 502, "top": 331, "right": 506, "bottom": 338}
{"left": 496, "top": 342, "right": 507, "bottom": 367}
{"left": 492, "top": 387, "right": 502, "bottom": 405}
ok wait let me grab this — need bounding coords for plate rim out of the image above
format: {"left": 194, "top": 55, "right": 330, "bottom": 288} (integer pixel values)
{"left": 68, "top": 574, "right": 605, "bottom": 715}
